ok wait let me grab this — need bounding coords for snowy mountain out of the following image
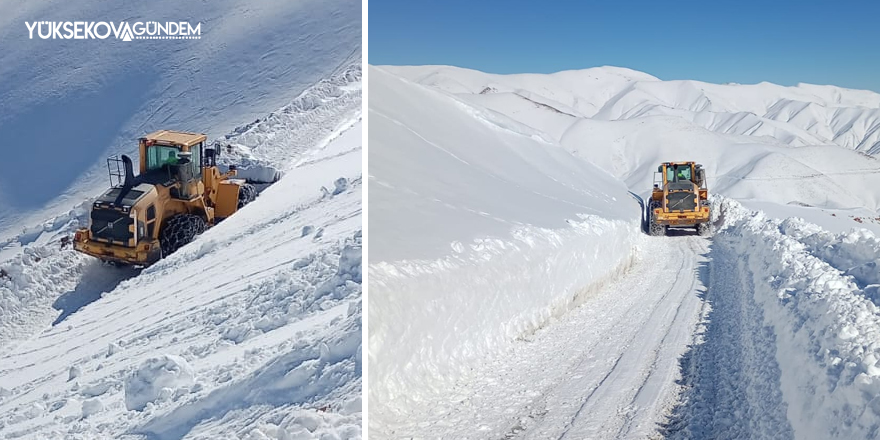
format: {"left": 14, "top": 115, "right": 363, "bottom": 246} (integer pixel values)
{"left": 368, "top": 64, "right": 880, "bottom": 439}
{"left": 0, "top": 1, "right": 362, "bottom": 438}
{"left": 386, "top": 65, "right": 880, "bottom": 153}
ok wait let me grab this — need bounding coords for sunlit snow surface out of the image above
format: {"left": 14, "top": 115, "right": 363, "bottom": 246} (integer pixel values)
{"left": 368, "top": 64, "right": 880, "bottom": 439}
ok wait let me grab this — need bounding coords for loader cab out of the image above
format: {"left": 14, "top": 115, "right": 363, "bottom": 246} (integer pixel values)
{"left": 138, "top": 130, "right": 208, "bottom": 199}
{"left": 667, "top": 164, "right": 692, "bottom": 183}
{"left": 142, "top": 139, "right": 204, "bottom": 180}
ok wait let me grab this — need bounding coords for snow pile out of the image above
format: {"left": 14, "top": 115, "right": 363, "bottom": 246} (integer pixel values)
{"left": 0, "top": 236, "right": 140, "bottom": 349}
{"left": 369, "top": 66, "right": 643, "bottom": 430}
{"left": 81, "top": 398, "right": 104, "bottom": 418}
{"left": 371, "top": 217, "right": 639, "bottom": 418}
{"left": 124, "top": 355, "right": 195, "bottom": 411}
{"left": 704, "top": 196, "right": 880, "bottom": 439}
{"left": 137, "top": 299, "right": 362, "bottom": 440}
{"left": 217, "top": 63, "right": 363, "bottom": 183}
{"left": 212, "top": 233, "right": 362, "bottom": 344}
{"left": 778, "top": 219, "right": 880, "bottom": 288}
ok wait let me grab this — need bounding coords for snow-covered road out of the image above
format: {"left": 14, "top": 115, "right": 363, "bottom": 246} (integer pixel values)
{"left": 378, "top": 234, "right": 708, "bottom": 439}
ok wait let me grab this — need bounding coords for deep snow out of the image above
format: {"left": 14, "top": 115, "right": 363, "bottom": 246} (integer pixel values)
{"left": 0, "top": 65, "right": 363, "bottom": 439}
{"left": 369, "top": 64, "right": 880, "bottom": 439}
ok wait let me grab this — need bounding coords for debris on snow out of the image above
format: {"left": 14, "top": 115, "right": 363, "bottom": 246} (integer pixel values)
{"left": 81, "top": 398, "right": 103, "bottom": 418}
{"left": 124, "top": 355, "right": 195, "bottom": 411}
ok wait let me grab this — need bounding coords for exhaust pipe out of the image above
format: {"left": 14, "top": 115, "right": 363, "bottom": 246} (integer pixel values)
{"left": 122, "top": 155, "right": 135, "bottom": 188}
{"left": 114, "top": 155, "right": 136, "bottom": 206}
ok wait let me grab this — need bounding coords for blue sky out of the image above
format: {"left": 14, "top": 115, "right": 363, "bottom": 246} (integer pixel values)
{"left": 369, "top": 0, "right": 880, "bottom": 92}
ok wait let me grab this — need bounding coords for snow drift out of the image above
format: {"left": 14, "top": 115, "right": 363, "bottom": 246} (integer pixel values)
{"left": 368, "top": 66, "right": 643, "bottom": 432}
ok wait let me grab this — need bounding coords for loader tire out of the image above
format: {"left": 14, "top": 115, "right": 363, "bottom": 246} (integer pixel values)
{"left": 160, "top": 214, "right": 207, "bottom": 257}
{"left": 697, "top": 222, "right": 712, "bottom": 237}
{"left": 648, "top": 201, "right": 667, "bottom": 236}
{"left": 237, "top": 183, "right": 257, "bottom": 209}
{"left": 649, "top": 219, "right": 667, "bottom": 236}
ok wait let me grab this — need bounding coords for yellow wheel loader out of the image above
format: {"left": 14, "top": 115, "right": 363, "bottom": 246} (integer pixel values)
{"left": 648, "top": 161, "right": 711, "bottom": 236}
{"left": 73, "top": 130, "right": 257, "bottom": 266}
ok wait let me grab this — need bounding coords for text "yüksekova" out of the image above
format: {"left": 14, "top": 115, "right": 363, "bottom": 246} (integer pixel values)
{"left": 26, "top": 21, "right": 202, "bottom": 41}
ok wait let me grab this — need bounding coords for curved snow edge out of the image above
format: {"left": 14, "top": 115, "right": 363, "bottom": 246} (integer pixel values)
{"left": 368, "top": 216, "right": 642, "bottom": 421}
{"left": 712, "top": 195, "right": 880, "bottom": 439}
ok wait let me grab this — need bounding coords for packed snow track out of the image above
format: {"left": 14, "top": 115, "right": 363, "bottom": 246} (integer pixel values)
{"left": 374, "top": 234, "right": 708, "bottom": 439}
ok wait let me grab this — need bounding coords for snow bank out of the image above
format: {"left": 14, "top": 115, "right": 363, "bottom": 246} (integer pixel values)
{"left": 778, "top": 219, "right": 880, "bottom": 288}
{"left": 369, "top": 64, "right": 661, "bottom": 435}
{"left": 217, "top": 62, "right": 363, "bottom": 183}
{"left": 369, "top": 66, "right": 644, "bottom": 423}
{"left": 370, "top": 217, "right": 639, "bottom": 415}
{"left": 124, "top": 354, "right": 195, "bottom": 411}
{"left": 711, "top": 196, "right": 880, "bottom": 439}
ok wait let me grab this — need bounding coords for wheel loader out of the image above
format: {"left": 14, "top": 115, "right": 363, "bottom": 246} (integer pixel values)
{"left": 648, "top": 161, "right": 711, "bottom": 236}
{"left": 73, "top": 130, "right": 257, "bottom": 266}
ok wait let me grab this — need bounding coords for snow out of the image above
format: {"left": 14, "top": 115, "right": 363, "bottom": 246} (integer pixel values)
{"left": 665, "top": 196, "right": 880, "bottom": 439}
{"left": 0, "top": 60, "right": 362, "bottom": 439}
{"left": 124, "top": 355, "right": 196, "bottom": 411}
{"left": 80, "top": 398, "right": 104, "bottom": 418}
{"left": 369, "top": 63, "right": 880, "bottom": 439}
{"left": 0, "top": 0, "right": 362, "bottom": 241}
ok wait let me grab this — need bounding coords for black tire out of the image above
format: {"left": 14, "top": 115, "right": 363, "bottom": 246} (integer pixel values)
{"left": 237, "top": 183, "right": 257, "bottom": 209}
{"left": 648, "top": 201, "right": 667, "bottom": 236}
{"left": 697, "top": 222, "right": 712, "bottom": 237}
{"left": 160, "top": 214, "right": 207, "bottom": 257}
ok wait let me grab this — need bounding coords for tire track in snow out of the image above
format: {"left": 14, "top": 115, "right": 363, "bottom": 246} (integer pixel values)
{"left": 527, "top": 236, "right": 705, "bottom": 440}
{"left": 662, "top": 240, "right": 794, "bottom": 440}
{"left": 385, "top": 234, "right": 707, "bottom": 439}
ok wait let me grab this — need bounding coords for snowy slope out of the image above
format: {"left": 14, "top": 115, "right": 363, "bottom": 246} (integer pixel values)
{"left": 0, "top": 69, "right": 362, "bottom": 439}
{"left": 0, "top": 0, "right": 361, "bottom": 241}
{"left": 369, "top": 64, "right": 880, "bottom": 439}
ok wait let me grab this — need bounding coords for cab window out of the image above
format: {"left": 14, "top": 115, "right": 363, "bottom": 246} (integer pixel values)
{"left": 146, "top": 146, "right": 181, "bottom": 171}
{"left": 671, "top": 165, "right": 692, "bottom": 182}
{"left": 190, "top": 143, "right": 202, "bottom": 177}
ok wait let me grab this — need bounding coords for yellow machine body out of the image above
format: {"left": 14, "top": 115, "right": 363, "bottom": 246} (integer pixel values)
{"left": 73, "top": 130, "right": 248, "bottom": 266}
{"left": 649, "top": 161, "right": 711, "bottom": 233}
